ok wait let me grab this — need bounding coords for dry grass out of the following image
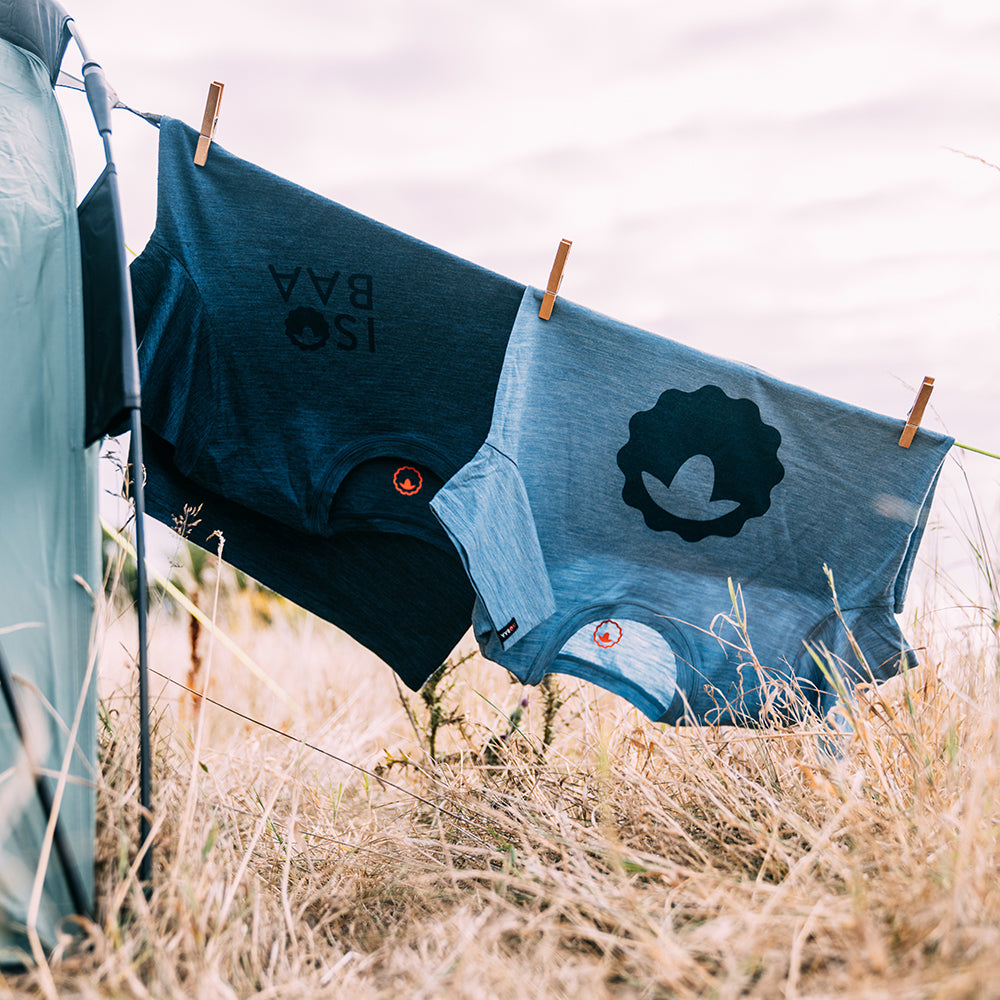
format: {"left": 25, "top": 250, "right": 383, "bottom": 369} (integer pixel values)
{"left": 3, "top": 491, "right": 1000, "bottom": 999}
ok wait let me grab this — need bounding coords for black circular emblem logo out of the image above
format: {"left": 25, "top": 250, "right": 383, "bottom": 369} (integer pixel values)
{"left": 617, "top": 385, "right": 784, "bottom": 542}
{"left": 285, "top": 306, "right": 330, "bottom": 350}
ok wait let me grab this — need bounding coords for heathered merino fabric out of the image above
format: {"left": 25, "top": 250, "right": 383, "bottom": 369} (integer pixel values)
{"left": 131, "top": 117, "right": 525, "bottom": 687}
{"left": 431, "top": 288, "right": 953, "bottom": 725}
{"left": 79, "top": 165, "right": 140, "bottom": 444}
{"left": 140, "top": 429, "right": 475, "bottom": 690}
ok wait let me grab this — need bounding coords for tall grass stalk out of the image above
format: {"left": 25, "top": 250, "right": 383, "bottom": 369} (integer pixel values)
{"left": 5, "top": 485, "right": 1000, "bottom": 998}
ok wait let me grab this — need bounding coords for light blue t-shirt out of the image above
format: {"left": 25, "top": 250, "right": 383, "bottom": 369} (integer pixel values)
{"left": 431, "top": 288, "right": 953, "bottom": 725}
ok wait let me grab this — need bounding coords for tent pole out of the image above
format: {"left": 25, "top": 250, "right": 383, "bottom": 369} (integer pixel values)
{"left": 0, "top": 643, "right": 91, "bottom": 919}
{"left": 69, "top": 17, "right": 153, "bottom": 889}
{"left": 128, "top": 410, "right": 153, "bottom": 887}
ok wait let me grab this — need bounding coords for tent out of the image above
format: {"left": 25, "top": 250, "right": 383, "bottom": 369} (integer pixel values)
{"left": 0, "top": 0, "right": 150, "bottom": 961}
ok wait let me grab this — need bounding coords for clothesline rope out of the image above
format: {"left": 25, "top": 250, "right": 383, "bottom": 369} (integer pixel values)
{"left": 57, "top": 80, "right": 999, "bottom": 470}
{"left": 955, "top": 441, "right": 1000, "bottom": 462}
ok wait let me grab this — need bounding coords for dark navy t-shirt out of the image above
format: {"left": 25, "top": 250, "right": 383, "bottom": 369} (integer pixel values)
{"left": 140, "top": 429, "right": 476, "bottom": 689}
{"left": 131, "top": 118, "right": 525, "bottom": 687}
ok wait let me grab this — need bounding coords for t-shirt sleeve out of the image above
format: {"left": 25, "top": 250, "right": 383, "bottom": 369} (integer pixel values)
{"left": 131, "top": 239, "right": 215, "bottom": 472}
{"left": 430, "top": 443, "right": 555, "bottom": 651}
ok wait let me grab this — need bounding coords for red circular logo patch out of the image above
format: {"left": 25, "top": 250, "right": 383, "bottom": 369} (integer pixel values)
{"left": 593, "top": 620, "right": 623, "bottom": 648}
{"left": 393, "top": 466, "right": 423, "bottom": 496}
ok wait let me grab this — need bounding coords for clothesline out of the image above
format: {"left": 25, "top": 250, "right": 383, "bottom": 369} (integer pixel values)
{"left": 955, "top": 441, "right": 1000, "bottom": 462}
{"left": 57, "top": 75, "right": 998, "bottom": 469}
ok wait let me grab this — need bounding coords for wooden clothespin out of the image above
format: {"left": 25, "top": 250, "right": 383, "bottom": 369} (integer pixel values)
{"left": 898, "top": 376, "right": 934, "bottom": 448}
{"left": 539, "top": 239, "right": 572, "bottom": 320}
{"left": 193, "top": 81, "right": 224, "bottom": 166}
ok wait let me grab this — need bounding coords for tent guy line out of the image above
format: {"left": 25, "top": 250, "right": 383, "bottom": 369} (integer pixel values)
{"left": 102, "top": 519, "right": 300, "bottom": 711}
{"left": 145, "top": 667, "right": 508, "bottom": 852}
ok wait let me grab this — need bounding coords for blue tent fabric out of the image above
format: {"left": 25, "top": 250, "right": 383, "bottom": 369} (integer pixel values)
{"left": 0, "top": 33, "right": 99, "bottom": 959}
{"left": 0, "top": 0, "right": 68, "bottom": 85}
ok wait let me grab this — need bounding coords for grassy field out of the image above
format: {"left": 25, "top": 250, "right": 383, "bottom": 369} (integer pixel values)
{"left": 4, "top": 472, "right": 1000, "bottom": 999}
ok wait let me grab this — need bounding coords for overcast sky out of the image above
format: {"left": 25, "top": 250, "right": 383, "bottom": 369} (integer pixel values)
{"left": 55, "top": 0, "right": 1000, "bottom": 584}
